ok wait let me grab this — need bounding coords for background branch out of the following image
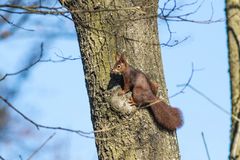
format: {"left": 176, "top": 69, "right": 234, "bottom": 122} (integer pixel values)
{"left": 0, "top": 156, "right": 5, "bottom": 160}
{"left": 26, "top": 132, "right": 56, "bottom": 160}
{"left": 0, "top": 95, "right": 95, "bottom": 138}
{"left": 170, "top": 63, "right": 195, "bottom": 98}
{"left": 201, "top": 132, "right": 211, "bottom": 160}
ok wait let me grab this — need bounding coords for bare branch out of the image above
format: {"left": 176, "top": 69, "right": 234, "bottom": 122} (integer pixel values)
{"left": 27, "top": 132, "right": 56, "bottom": 160}
{"left": 170, "top": 63, "right": 195, "bottom": 98}
{"left": 162, "top": 0, "right": 177, "bottom": 17}
{"left": 0, "top": 95, "right": 95, "bottom": 138}
{"left": 0, "top": 43, "right": 43, "bottom": 82}
{"left": 0, "top": 4, "right": 66, "bottom": 15}
{"left": 0, "top": 156, "right": 5, "bottom": 160}
{"left": 0, "top": 43, "right": 81, "bottom": 82}
{"left": 161, "top": 36, "right": 190, "bottom": 47}
{"left": 0, "top": 1, "right": 224, "bottom": 48}
{"left": 0, "top": 93, "right": 167, "bottom": 140}
{"left": 166, "top": 16, "right": 224, "bottom": 24}
{"left": 0, "top": 4, "right": 144, "bottom": 15}
{"left": 172, "top": 0, "right": 198, "bottom": 11}
{"left": 0, "top": 13, "right": 33, "bottom": 31}
{"left": 201, "top": 132, "right": 211, "bottom": 160}
{"left": 180, "top": 84, "right": 240, "bottom": 122}
{"left": 40, "top": 53, "right": 81, "bottom": 62}
{"left": 158, "top": 0, "right": 223, "bottom": 24}
{"left": 0, "top": 2, "right": 224, "bottom": 24}
{"left": 39, "top": 56, "right": 81, "bottom": 63}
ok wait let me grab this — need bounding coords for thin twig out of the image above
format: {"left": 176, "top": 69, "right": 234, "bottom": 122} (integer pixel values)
{"left": 18, "top": 155, "right": 23, "bottom": 160}
{"left": 201, "top": 132, "right": 211, "bottom": 160}
{"left": 0, "top": 95, "right": 93, "bottom": 137}
{"left": 0, "top": 94, "right": 140, "bottom": 141}
{"left": 0, "top": 155, "right": 5, "bottom": 160}
{"left": 163, "top": 0, "right": 177, "bottom": 17}
{"left": 0, "top": 14, "right": 33, "bottom": 31}
{"left": 40, "top": 56, "right": 81, "bottom": 63}
{"left": 170, "top": 63, "right": 195, "bottom": 98}
{"left": 0, "top": 44, "right": 81, "bottom": 82}
{"left": 27, "top": 132, "right": 56, "bottom": 160}
{"left": 0, "top": 43, "right": 44, "bottom": 82}
{"left": 181, "top": 84, "right": 240, "bottom": 122}
{"left": 0, "top": 1, "right": 224, "bottom": 48}
{"left": 161, "top": 36, "right": 190, "bottom": 47}
{"left": 0, "top": 95, "right": 115, "bottom": 141}
{"left": 172, "top": 0, "right": 198, "bottom": 11}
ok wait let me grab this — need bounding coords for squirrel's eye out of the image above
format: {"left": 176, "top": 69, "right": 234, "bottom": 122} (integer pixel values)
{"left": 117, "top": 65, "right": 121, "bottom": 69}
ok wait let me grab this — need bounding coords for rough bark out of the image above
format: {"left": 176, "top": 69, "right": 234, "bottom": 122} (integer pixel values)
{"left": 62, "top": 0, "right": 180, "bottom": 159}
{"left": 226, "top": 0, "right": 240, "bottom": 159}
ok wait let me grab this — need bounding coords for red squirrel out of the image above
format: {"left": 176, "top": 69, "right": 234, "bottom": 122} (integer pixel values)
{"left": 111, "top": 54, "right": 183, "bottom": 130}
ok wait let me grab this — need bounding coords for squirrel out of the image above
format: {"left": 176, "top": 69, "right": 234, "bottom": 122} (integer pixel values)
{"left": 111, "top": 54, "right": 183, "bottom": 130}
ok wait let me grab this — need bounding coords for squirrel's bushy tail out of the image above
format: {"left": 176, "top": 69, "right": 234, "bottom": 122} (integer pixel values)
{"left": 150, "top": 101, "right": 183, "bottom": 130}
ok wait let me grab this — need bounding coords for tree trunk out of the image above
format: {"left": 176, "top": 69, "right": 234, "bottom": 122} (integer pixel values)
{"left": 226, "top": 0, "right": 240, "bottom": 159}
{"left": 62, "top": 0, "right": 180, "bottom": 159}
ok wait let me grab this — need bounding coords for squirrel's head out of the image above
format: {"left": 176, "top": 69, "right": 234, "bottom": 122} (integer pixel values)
{"left": 111, "top": 54, "right": 128, "bottom": 75}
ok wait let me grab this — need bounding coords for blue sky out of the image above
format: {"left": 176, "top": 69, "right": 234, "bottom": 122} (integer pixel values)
{"left": 0, "top": 0, "right": 230, "bottom": 159}
{"left": 160, "top": 1, "right": 230, "bottom": 159}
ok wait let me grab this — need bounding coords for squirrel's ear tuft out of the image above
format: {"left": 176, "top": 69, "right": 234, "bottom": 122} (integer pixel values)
{"left": 119, "top": 54, "right": 126, "bottom": 63}
{"left": 115, "top": 53, "right": 121, "bottom": 61}
{"left": 115, "top": 53, "right": 125, "bottom": 62}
